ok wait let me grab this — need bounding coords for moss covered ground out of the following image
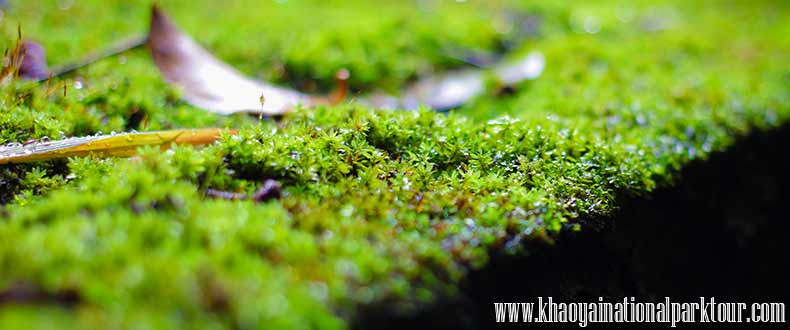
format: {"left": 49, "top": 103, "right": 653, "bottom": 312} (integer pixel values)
{"left": 0, "top": 0, "right": 788, "bottom": 329}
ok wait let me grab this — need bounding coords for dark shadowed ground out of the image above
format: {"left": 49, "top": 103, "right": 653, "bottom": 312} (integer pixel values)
{"left": 357, "top": 126, "right": 789, "bottom": 329}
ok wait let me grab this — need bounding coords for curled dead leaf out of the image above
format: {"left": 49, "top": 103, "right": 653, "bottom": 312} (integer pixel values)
{"left": 149, "top": 5, "right": 307, "bottom": 115}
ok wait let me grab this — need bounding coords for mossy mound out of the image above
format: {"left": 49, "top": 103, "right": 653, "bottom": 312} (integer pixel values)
{"left": 1, "top": 0, "right": 789, "bottom": 329}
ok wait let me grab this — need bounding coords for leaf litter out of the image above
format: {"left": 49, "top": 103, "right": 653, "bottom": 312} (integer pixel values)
{"left": 0, "top": 4, "right": 544, "bottom": 164}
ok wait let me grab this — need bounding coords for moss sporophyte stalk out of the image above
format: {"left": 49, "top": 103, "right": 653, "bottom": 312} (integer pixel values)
{"left": 1, "top": 0, "right": 789, "bottom": 329}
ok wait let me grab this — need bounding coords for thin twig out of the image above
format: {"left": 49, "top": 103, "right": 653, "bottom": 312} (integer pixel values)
{"left": 39, "top": 34, "right": 148, "bottom": 81}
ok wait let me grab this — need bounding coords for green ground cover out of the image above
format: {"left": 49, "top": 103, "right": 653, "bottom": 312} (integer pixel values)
{"left": 0, "top": 0, "right": 788, "bottom": 329}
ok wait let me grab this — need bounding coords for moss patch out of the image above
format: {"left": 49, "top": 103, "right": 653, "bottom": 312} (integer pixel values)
{"left": 1, "top": 0, "right": 789, "bottom": 329}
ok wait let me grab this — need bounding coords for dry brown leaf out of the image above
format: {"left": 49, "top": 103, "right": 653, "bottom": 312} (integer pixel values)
{"left": 149, "top": 5, "right": 308, "bottom": 115}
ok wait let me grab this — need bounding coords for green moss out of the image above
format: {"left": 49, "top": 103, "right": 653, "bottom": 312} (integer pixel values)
{"left": 1, "top": 0, "right": 789, "bottom": 329}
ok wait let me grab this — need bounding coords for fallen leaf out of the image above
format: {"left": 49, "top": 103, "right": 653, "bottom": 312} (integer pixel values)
{"left": 494, "top": 51, "right": 545, "bottom": 85}
{"left": 363, "top": 51, "right": 545, "bottom": 111}
{"left": 0, "top": 128, "right": 232, "bottom": 164}
{"left": 18, "top": 41, "right": 50, "bottom": 80}
{"left": 149, "top": 5, "right": 308, "bottom": 115}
